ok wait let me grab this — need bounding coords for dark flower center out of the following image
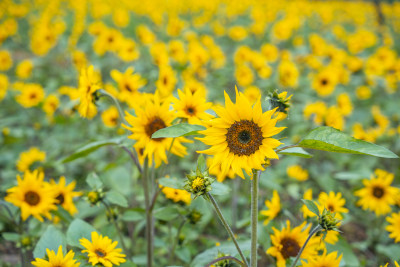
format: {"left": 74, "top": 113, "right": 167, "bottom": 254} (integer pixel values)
{"left": 321, "top": 78, "right": 328, "bottom": 86}
{"left": 95, "top": 249, "right": 106, "bottom": 257}
{"left": 29, "top": 93, "right": 37, "bottom": 99}
{"left": 226, "top": 120, "right": 263, "bottom": 156}
{"left": 125, "top": 84, "right": 133, "bottom": 92}
{"left": 24, "top": 191, "right": 40, "bottom": 206}
{"left": 373, "top": 186, "right": 385, "bottom": 198}
{"left": 327, "top": 204, "right": 334, "bottom": 212}
{"left": 186, "top": 106, "right": 196, "bottom": 115}
{"left": 56, "top": 194, "right": 65, "bottom": 205}
{"left": 145, "top": 117, "right": 166, "bottom": 142}
{"left": 280, "top": 237, "right": 300, "bottom": 259}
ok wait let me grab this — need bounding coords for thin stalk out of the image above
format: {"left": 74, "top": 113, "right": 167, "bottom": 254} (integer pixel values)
{"left": 121, "top": 146, "right": 143, "bottom": 174}
{"left": 207, "top": 193, "right": 248, "bottom": 267}
{"left": 142, "top": 158, "right": 153, "bottom": 267}
{"left": 274, "top": 144, "right": 299, "bottom": 153}
{"left": 232, "top": 178, "right": 239, "bottom": 230}
{"left": 98, "top": 89, "right": 127, "bottom": 125}
{"left": 250, "top": 170, "right": 260, "bottom": 267}
{"left": 102, "top": 201, "right": 130, "bottom": 257}
{"left": 206, "top": 256, "right": 247, "bottom": 267}
{"left": 291, "top": 225, "right": 322, "bottom": 267}
{"left": 18, "top": 216, "right": 26, "bottom": 267}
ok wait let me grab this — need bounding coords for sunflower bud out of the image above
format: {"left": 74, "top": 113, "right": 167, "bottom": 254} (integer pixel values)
{"left": 187, "top": 209, "right": 202, "bottom": 224}
{"left": 86, "top": 190, "right": 104, "bottom": 206}
{"left": 184, "top": 168, "right": 214, "bottom": 199}
{"left": 211, "top": 251, "right": 232, "bottom": 267}
{"left": 319, "top": 208, "right": 341, "bottom": 231}
{"left": 267, "top": 90, "right": 292, "bottom": 120}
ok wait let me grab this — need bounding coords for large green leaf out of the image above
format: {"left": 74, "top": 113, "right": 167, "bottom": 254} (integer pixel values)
{"left": 86, "top": 172, "right": 103, "bottom": 189}
{"left": 66, "top": 219, "right": 97, "bottom": 248}
{"left": 33, "top": 225, "right": 66, "bottom": 259}
{"left": 105, "top": 191, "right": 129, "bottom": 208}
{"left": 210, "top": 182, "right": 230, "bottom": 195}
{"left": 152, "top": 123, "right": 206, "bottom": 138}
{"left": 277, "top": 147, "right": 313, "bottom": 158}
{"left": 61, "top": 138, "right": 123, "bottom": 163}
{"left": 298, "top": 127, "right": 398, "bottom": 158}
{"left": 154, "top": 206, "right": 180, "bottom": 221}
{"left": 301, "top": 199, "right": 320, "bottom": 217}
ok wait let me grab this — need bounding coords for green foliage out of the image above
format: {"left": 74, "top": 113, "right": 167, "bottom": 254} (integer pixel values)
{"left": 277, "top": 147, "right": 313, "bottom": 158}
{"left": 33, "top": 225, "right": 66, "bottom": 258}
{"left": 86, "top": 172, "right": 103, "bottom": 189}
{"left": 158, "top": 177, "right": 184, "bottom": 189}
{"left": 301, "top": 199, "right": 320, "bottom": 217}
{"left": 66, "top": 219, "right": 97, "bottom": 248}
{"left": 152, "top": 123, "right": 206, "bottom": 138}
{"left": 105, "top": 191, "right": 128, "bottom": 207}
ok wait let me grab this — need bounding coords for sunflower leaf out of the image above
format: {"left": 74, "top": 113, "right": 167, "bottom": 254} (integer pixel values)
{"left": 106, "top": 191, "right": 129, "bottom": 208}
{"left": 210, "top": 182, "right": 230, "bottom": 195}
{"left": 301, "top": 199, "right": 320, "bottom": 217}
{"left": 158, "top": 177, "right": 184, "bottom": 189}
{"left": 151, "top": 123, "right": 206, "bottom": 138}
{"left": 299, "top": 126, "right": 398, "bottom": 158}
{"left": 61, "top": 138, "right": 123, "bottom": 163}
{"left": 277, "top": 147, "right": 313, "bottom": 158}
{"left": 86, "top": 172, "right": 103, "bottom": 189}
{"left": 66, "top": 219, "right": 97, "bottom": 248}
{"left": 33, "top": 225, "right": 66, "bottom": 259}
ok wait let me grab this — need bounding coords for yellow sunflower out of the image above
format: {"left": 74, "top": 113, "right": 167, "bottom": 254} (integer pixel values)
{"left": 172, "top": 89, "right": 213, "bottom": 125}
{"left": 287, "top": 165, "right": 308, "bottom": 181}
{"left": 260, "top": 190, "right": 281, "bottom": 225}
{"left": 312, "top": 69, "right": 338, "bottom": 97}
{"left": 123, "top": 93, "right": 190, "bottom": 168}
{"left": 5, "top": 169, "right": 57, "bottom": 222}
{"left": 207, "top": 157, "right": 235, "bottom": 182}
{"left": 101, "top": 106, "right": 119, "bottom": 128}
{"left": 300, "top": 250, "right": 342, "bottom": 267}
{"left": 354, "top": 169, "right": 399, "bottom": 216}
{"left": 77, "top": 65, "right": 101, "bottom": 119}
{"left": 386, "top": 212, "right": 400, "bottom": 243}
{"left": 50, "top": 176, "right": 82, "bottom": 216}
{"left": 198, "top": 88, "right": 285, "bottom": 178}
{"left": 0, "top": 73, "right": 8, "bottom": 101}
{"left": 16, "top": 147, "right": 46, "bottom": 172}
{"left": 32, "top": 245, "right": 80, "bottom": 267}
{"left": 267, "top": 220, "right": 319, "bottom": 267}
{"left": 317, "top": 191, "right": 349, "bottom": 220}
{"left": 161, "top": 186, "right": 191, "bottom": 205}
{"left": 80, "top": 231, "right": 126, "bottom": 267}
{"left": 15, "top": 83, "right": 45, "bottom": 108}
{"left": 110, "top": 67, "right": 146, "bottom": 102}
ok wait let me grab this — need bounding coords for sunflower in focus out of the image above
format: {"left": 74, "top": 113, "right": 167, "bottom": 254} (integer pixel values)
{"left": 50, "top": 176, "right": 82, "bottom": 217}
{"left": 260, "top": 190, "right": 281, "bottom": 225}
{"left": 386, "top": 212, "right": 400, "bottom": 243}
{"left": 32, "top": 245, "right": 80, "bottom": 267}
{"left": 80, "top": 231, "right": 126, "bottom": 267}
{"left": 77, "top": 65, "right": 101, "bottom": 119}
{"left": 123, "top": 93, "right": 190, "bottom": 168}
{"left": 172, "top": 89, "right": 213, "bottom": 125}
{"left": 300, "top": 250, "right": 342, "bottom": 267}
{"left": 207, "top": 157, "right": 235, "bottom": 182}
{"left": 16, "top": 147, "right": 46, "bottom": 172}
{"left": 198, "top": 88, "right": 285, "bottom": 178}
{"left": 5, "top": 169, "right": 57, "bottom": 222}
{"left": 354, "top": 169, "right": 399, "bottom": 216}
{"left": 267, "top": 220, "right": 319, "bottom": 267}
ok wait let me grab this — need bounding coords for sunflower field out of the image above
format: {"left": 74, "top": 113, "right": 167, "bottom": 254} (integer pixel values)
{"left": 1, "top": 0, "right": 400, "bottom": 266}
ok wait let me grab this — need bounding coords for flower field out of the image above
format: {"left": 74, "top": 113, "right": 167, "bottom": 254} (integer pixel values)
{"left": 1, "top": 0, "right": 400, "bottom": 266}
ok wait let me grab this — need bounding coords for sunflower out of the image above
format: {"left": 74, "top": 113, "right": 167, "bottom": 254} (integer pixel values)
{"left": 77, "top": 65, "right": 101, "bottom": 119}
{"left": 207, "top": 157, "right": 235, "bottom": 182}
{"left": 50, "top": 176, "right": 82, "bottom": 216}
{"left": 101, "top": 106, "right": 119, "bottom": 128}
{"left": 287, "top": 165, "right": 308, "bottom": 181}
{"left": 161, "top": 186, "right": 191, "bottom": 205}
{"left": 386, "top": 212, "right": 400, "bottom": 243}
{"left": 16, "top": 60, "right": 33, "bottom": 79}
{"left": 123, "top": 92, "right": 190, "bottom": 168}
{"left": 15, "top": 83, "right": 45, "bottom": 108}
{"left": 0, "top": 73, "right": 8, "bottom": 101}
{"left": 110, "top": 67, "right": 146, "bottom": 102}
{"left": 312, "top": 68, "right": 338, "bottom": 97}
{"left": 43, "top": 94, "right": 60, "bottom": 118}
{"left": 260, "top": 190, "right": 281, "bottom": 225}
{"left": 156, "top": 65, "right": 177, "bottom": 98}
{"left": 16, "top": 147, "right": 46, "bottom": 172}
{"left": 80, "top": 231, "right": 126, "bottom": 267}
{"left": 32, "top": 245, "right": 80, "bottom": 267}
{"left": 198, "top": 88, "right": 285, "bottom": 178}
{"left": 267, "top": 220, "right": 319, "bottom": 267}
{"left": 5, "top": 169, "right": 57, "bottom": 222}
{"left": 300, "top": 250, "right": 342, "bottom": 267}
{"left": 317, "top": 191, "right": 348, "bottom": 220}
{"left": 172, "top": 89, "right": 213, "bottom": 125}
{"left": 354, "top": 169, "right": 399, "bottom": 216}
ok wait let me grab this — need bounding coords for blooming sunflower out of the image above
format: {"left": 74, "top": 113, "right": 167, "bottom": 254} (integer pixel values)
{"left": 354, "top": 169, "right": 399, "bottom": 216}
{"left": 50, "top": 176, "right": 82, "bottom": 217}
{"left": 172, "top": 89, "right": 213, "bottom": 125}
{"left": 287, "top": 165, "right": 308, "bottom": 181}
{"left": 123, "top": 93, "right": 190, "bottom": 168}
{"left": 5, "top": 169, "right": 57, "bottom": 222}
{"left": 300, "top": 250, "right": 342, "bottom": 267}
{"left": 110, "top": 67, "right": 146, "bottom": 102}
{"left": 80, "top": 231, "right": 126, "bottom": 267}
{"left": 260, "top": 190, "right": 281, "bottom": 225}
{"left": 16, "top": 147, "right": 46, "bottom": 172}
{"left": 77, "top": 65, "right": 101, "bottom": 119}
{"left": 32, "top": 245, "right": 80, "bottom": 267}
{"left": 386, "top": 212, "right": 400, "bottom": 243}
{"left": 317, "top": 191, "right": 348, "bottom": 220}
{"left": 101, "top": 106, "right": 119, "bottom": 128}
{"left": 161, "top": 186, "right": 191, "bottom": 205}
{"left": 15, "top": 83, "right": 45, "bottom": 108}
{"left": 267, "top": 220, "right": 319, "bottom": 267}
{"left": 198, "top": 88, "right": 285, "bottom": 178}
{"left": 207, "top": 157, "right": 235, "bottom": 182}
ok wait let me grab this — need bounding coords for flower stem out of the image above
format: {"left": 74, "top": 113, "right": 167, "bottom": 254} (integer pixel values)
{"left": 98, "top": 89, "right": 127, "bottom": 125}
{"left": 274, "top": 144, "right": 300, "bottom": 153}
{"left": 142, "top": 158, "right": 153, "bottom": 267}
{"left": 207, "top": 193, "right": 248, "bottom": 267}
{"left": 291, "top": 225, "right": 322, "bottom": 267}
{"left": 250, "top": 170, "right": 259, "bottom": 267}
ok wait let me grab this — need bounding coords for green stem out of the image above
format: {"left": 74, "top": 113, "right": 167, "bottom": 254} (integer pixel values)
{"left": 207, "top": 193, "right": 248, "bottom": 267}
{"left": 274, "top": 144, "right": 299, "bottom": 153}
{"left": 169, "top": 220, "right": 186, "bottom": 264}
{"left": 102, "top": 201, "right": 130, "bottom": 257}
{"left": 18, "top": 217, "right": 26, "bottom": 267}
{"left": 142, "top": 158, "right": 153, "bottom": 267}
{"left": 98, "top": 89, "right": 127, "bottom": 125}
{"left": 250, "top": 170, "right": 259, "bottom": 267}
{"left": 291, "top": 225, "right": 322, "bottom": 267}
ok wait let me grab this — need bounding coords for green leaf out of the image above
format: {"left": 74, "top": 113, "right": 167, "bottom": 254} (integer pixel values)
{"left": 197, "top": 154, "right": 207, "bottom": 172}
{"left": 158, "top": 177, "right": 184, "bottom": 189}
{"left": 61, "top": 138, "right": 123, "bottom": 163}
{"left": 334, "top": 171, "right": 369, "bottom": 181}
{"left": 66, "top": 219, "right": 97, "bottom": 248}
{"left": 154, "top": 206, "right": 180, "bottom": 221}
{"left": 33, "top": 225, "right": 66, "bottom": 259}
{"left": 277, "top": 147, "right": 313, "bottom": 158}
{"left": 377, "top": 244, "right": 400, "bottom": 261}
{"left": 86, "top": 172, "right": 103, "bottom": 189}
{"left": 2, "top": 232, "right": 20, "bottom": 242}
{"left": 299, "top": 127, "right": 398, "bottom": 158}
{"left": 210, "top": 182, "right": 230, "bottom": 195}
{"left": 105, "top": 191, "right": 128, "bottom": 208}
{"left": 122, "top": 209, "right": 145, "bottom": 222}
{"left": 151, "top": 123, "right": 206, "bottom": 138}
{"left": 51, "top": 206, "right": 74, "bottom": 223}
{"left": 301, "top": 199, "right": 320, "bottom": 217}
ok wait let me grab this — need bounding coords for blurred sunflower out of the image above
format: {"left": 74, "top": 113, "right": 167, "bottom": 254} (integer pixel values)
{"left": 50, "top": 176, "right": 82, "bottom": 217}
{"left": 317, "top": 191, "right": 348, "bottom": 220}
{"left": 386, "top": 212, "right": 400, "bottom": 243}
{"left": 101, "top": 106, "right": 119, "bottom": 128}
{"left": 354, "top": 169, "right": 399, "bottom": 216}
{"left": 161, "top": 186, "right": 191, "bottom": 205}
{"left": 15, "top": 83, "right": 45, "bottom": 108}
{"left": 260, "top": 190, "right": 281, "bottom": 225}
{"left": 16, "top": 60, "right": 33, "bottom": 79}
{"left": 110, "top": 67, "right": 146, "bottom": 101}
{"left": 5, "top": 169, "right": 57, "bottom": 222}
{"left": 77, "top": 65, "right": 101, "bottom": 119}
{"left": 267, "top": 220, "right": 319, "bottom": 267}
{"left": 0, "top": 73, "right": 8, "bottom": 101}
{"left": 16, "top": 147, "right": 46, "bottom": 172}
{"left": 32, "top": 246, "right": 80, "bottom": 267}
{"left": 287, "top": 165, "right": 308, "bottom": 181}
{"left": 300, "top": 250, "right": 342, "bottom": 267}
{"left": 80, "top": 231, "right": 126, "bottom": 267}
{"left": 198, "top": 88, "right": 285, "bottom": 178}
